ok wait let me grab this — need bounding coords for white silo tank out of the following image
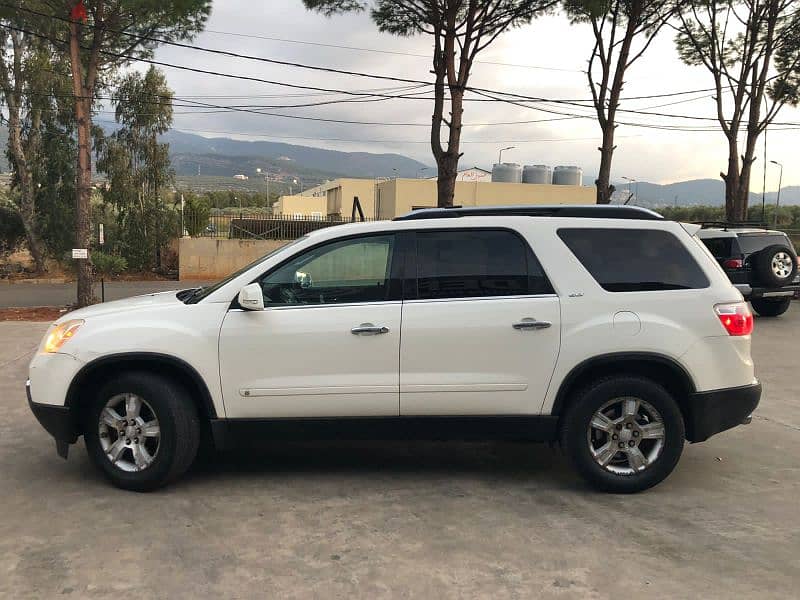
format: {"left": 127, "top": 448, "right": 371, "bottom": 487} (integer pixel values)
{"left": 523, "top": 164, "right": 552, "bottom": 184}
{"left": 553, "top": 166, "right": 583, "bottom": 186}
{"left": 491, "top": 163, "right": 523, "bottom": 183}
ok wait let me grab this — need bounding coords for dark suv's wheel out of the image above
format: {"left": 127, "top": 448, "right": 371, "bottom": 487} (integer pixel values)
{"left": 751, "top": 296, "right": 792, "bottom": 317}
{"left": 752, "top": 244, "right": 798, "bottom": 287}
{"left": 84, "top": 371, "right": 200, "bottom": 492}
{"left": 560, "top": 376, "right": 685, "bottom": 493}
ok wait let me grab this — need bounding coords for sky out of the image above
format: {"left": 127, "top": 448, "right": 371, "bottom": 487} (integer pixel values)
{"left": 146, "top": 0, "right": 800, "bottom": 190}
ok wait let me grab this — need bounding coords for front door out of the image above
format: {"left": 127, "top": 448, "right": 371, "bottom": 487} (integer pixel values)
{"left": 219, "top": 233, "right": 402, "bottom": 418}
{"left": 399, "top": 228, "right": 561, "bottom": 415}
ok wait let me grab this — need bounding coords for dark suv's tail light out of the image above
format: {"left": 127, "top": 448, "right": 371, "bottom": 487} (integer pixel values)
{"left": 722, "top": 258, "right": 744, "bottom": 269}
{"left": 715, "top": 302, "right": 753, "bottom": 336}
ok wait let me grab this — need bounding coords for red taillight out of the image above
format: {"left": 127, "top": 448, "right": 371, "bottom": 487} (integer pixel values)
{"left": 715, "top": 303, "right": 753, "bottom": 336}
{"left": 722, "top": 258, "right": 744, "bottom": 269}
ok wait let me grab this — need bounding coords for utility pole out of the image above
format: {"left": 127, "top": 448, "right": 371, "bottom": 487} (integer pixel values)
{"left": 498, "top": 146, "right": 515, "bottom": 164}
{"left": 761, "top": 128, "right": 768, "bottom": 223}
{"left": 770, "top": 160, "right": 783, "bottom": 228}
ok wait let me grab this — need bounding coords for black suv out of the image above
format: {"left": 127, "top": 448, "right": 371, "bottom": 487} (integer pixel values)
{"left": 697, "top": 225, "right": 799, "bottom": 316}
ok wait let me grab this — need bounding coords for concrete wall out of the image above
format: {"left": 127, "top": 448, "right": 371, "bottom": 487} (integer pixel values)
{"left": 179, "top": 238, "right": 289, "bottom": 280}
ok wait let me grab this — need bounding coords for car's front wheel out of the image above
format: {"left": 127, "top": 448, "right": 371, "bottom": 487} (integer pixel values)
{"left": 84, "top": 371, "right": 200, "bottom": 491}
{"left": 751, "top": 297, "right": 792, "bottom": 317}
{"left": 560, "top": 376, "right": 685, "bottom": 493}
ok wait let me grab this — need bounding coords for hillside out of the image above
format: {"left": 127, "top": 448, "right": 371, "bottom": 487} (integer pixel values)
{"left": 163, "top": 130, "right": 428, "bottom": 179}
{"left": 604, "top": 177, "right": 800, "bottom": 207}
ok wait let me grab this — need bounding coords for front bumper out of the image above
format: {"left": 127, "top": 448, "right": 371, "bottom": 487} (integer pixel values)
{"left": 26, "top": 380, "right": 77, "bottom": 458}
{"left": 684, "top": 381, "right": 761, "bottom": 443}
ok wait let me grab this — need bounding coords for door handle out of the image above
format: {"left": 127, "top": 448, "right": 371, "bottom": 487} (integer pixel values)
{"left": 351, "top": 323, "right": 390, "bottom": 336}
{"left": 513, "top": 318, "right": 551, "bottom": 330}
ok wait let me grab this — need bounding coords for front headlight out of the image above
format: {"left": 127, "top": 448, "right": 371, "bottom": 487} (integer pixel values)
{"left": 44, "top": 319, "right": 84, "bottom": 353}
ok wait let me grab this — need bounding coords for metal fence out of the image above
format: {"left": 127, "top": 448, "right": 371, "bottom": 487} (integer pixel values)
{"left": 185, "top": 213, "right": 378, "bottom": 240}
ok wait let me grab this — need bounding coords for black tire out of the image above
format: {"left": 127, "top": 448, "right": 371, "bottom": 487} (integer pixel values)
{"left": 560, "top": 376, "right": 685, "bottom": 493}
{"left": 84, "top": 371, "right": 200, "bottom": 492}
{"left": 751, "top": 296, "right": 792, "bottom": 317}
{"left": 752, "top": 244, "right": 798, "bottom": 287}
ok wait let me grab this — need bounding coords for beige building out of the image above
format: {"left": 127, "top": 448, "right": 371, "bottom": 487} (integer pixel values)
{"left": 276, "top": 176, "right": 595, "bottom": 220}
{"left": 273, "top": 194, "right": 327, "bottom": 219}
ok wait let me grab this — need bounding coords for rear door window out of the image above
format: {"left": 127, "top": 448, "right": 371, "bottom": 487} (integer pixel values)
{"left": 558, "top": 228, "right": 710, "bottom": 292}
{"left": 413, "top": 229, "right": 553, "bottom": 299}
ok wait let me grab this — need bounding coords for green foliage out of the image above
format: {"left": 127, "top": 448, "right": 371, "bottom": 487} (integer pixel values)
{"left": 91, "top": 251, "right": 128, "bottom": 277}
{"left": 182, "top": 193, "right": 212, "bottom": 236}
{"left": 36, "top": 118, "right": 78, "bottom": 259}
{"left": 0, "top": 205, "right": 25, "bottom": 256}
{"left": 95, "top": 67, "right": 178, "bottom": 271}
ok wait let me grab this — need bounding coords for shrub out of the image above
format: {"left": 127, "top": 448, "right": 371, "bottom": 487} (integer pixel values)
{"left": 92, "top": 251, "right": 128, "bottom": 277}
{"left": 0, "top": 206, "right": 26, "bottom": 257}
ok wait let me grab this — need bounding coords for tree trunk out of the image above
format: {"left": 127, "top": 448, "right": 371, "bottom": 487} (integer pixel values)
{"left": 69, "top": 19, "right": 94, "bottom": 307}
{"left": 74, "top": 96, "right": 94, "bottom": 306}
{"left": 436, "top": 153, "right": 458, "bottom": 207}
{"left": 595, "top": 125, "right": 616, "bottom": 204}
{"left": 6, "top": 113, "right": 47, "bottom": 273}
{"left": 722, "top": 136, "right": 743, "bottom": 222}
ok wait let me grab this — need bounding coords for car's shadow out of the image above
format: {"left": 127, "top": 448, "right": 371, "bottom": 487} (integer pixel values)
{"left": 184, "top": 440, "right": 579, "bottom": 488}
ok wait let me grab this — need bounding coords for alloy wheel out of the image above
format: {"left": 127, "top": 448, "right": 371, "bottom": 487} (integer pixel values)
{"left": 586, "top": 396, "right": 665, "bottom": 475}
{"left": 98, "top": 393, "right": 161, "bottom": 472}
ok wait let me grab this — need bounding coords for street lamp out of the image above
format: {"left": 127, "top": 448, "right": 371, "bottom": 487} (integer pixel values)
{"left": 770, "top": 160, "right": 783, "bottom": 228}
{"left": 621, "top": 176, "right": 637, "bottom": 204}
{"left": 498, "top": 146, "right": 515, "bottom": 164}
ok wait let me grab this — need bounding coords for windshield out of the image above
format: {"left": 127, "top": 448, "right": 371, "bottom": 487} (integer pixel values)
{"left": 184, "top": 237, "right": 307, "bottom": 304}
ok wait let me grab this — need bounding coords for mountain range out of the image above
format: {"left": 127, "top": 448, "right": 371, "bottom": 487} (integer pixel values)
{"left": 163, "top": 130, "right": 428, "bottom": 180}
{"left": 603, "top": 177, "right": 800, "bottom": 207}
{"left": 0, "top": 125, "right": 795, "bottom": 205}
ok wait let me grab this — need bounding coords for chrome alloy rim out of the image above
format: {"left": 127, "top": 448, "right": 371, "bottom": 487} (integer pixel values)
{"left": 771, "top": 252, "right": 793, "bottom": 279}
{"left": 587, "top": 397, "right": 665, "bottom": 475}
{"left": 98, "top": 394, "right": 161, "bottom": 472}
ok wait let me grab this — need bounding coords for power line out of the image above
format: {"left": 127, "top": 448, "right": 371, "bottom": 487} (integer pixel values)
{"left": 200, "top": 28, "right": 585, "bottom": 73}
{"left": 0, "top": 4, "right": 721, "bottom": 106}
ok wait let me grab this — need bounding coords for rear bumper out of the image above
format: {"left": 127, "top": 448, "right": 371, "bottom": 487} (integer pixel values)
{"left": 685, "top": 381, "right": 761, "bottom": 443}
{"left": 27, "top": 380, "right": 77, "bottom": 457}
{"left": 736, "top": 283, "right": 799, "bottom": 299}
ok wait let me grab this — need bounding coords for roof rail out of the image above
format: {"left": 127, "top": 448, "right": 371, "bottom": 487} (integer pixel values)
{"left": 393, "top": 205, "right": 664, "bottom": 221}
{"left": 692, "top": 220, "right": 769, "bottom": 231}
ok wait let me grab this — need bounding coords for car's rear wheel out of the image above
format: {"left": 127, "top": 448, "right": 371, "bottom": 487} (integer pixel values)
{"left": 753, "top": 244, "right": 798, "bottom": 287}
{"left": 84, "top": 371, "right": 200, "bottom": 491}
{"left": 560, "top": 376, "right": 685, "bottom": 493}
{"left": 751, "top": 296, "right": 792, "bottom": 317}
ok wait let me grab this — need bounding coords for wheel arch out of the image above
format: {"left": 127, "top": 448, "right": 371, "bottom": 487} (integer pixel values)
{"left": 551, "top": 352, "right": 696, "bottom": 427}
{"left": 66, "top": 353, "right": 217, "bottom": 433}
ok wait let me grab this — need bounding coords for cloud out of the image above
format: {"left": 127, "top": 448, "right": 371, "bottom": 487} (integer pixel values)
{"left": 151, "top": 2, "right": 800, "bottom": 189}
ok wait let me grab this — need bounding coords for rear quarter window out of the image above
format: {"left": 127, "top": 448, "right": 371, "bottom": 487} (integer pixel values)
{"left": 558, "top": 228, "right": 710, "bottom": 292}
{"left": 700, "top": 237, "right": 735, "bottom": 259}
{"left": 736, "top": 234, "right": 795, "bottom": 254}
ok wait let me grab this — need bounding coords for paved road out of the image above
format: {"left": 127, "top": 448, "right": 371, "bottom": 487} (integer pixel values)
{"left": 0, "top": 280, "right": 216, "bottom": 308}
{"left": 0, "top": 305, "right": 798, "bottom": 598}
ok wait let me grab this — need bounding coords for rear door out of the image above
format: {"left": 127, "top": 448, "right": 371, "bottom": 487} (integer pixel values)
{"left": 399, "top": 228, "right": 561, "bottom": 415}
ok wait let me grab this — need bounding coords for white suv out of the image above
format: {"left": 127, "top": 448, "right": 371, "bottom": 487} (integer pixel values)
{"left": 27, "top": 206, "right": 761, "bottom": 493}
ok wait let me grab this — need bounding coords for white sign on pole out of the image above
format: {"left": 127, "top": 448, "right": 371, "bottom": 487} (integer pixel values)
{"left": 71, "top": 248, "right": 88, "bottom": 259}
{"left": 98, "top": 223, "right": 105, "bottom": 246}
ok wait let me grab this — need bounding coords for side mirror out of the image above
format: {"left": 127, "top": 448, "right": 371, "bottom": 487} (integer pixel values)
{"left": 238, "top": 283, "right": 265, "bottom": 311}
